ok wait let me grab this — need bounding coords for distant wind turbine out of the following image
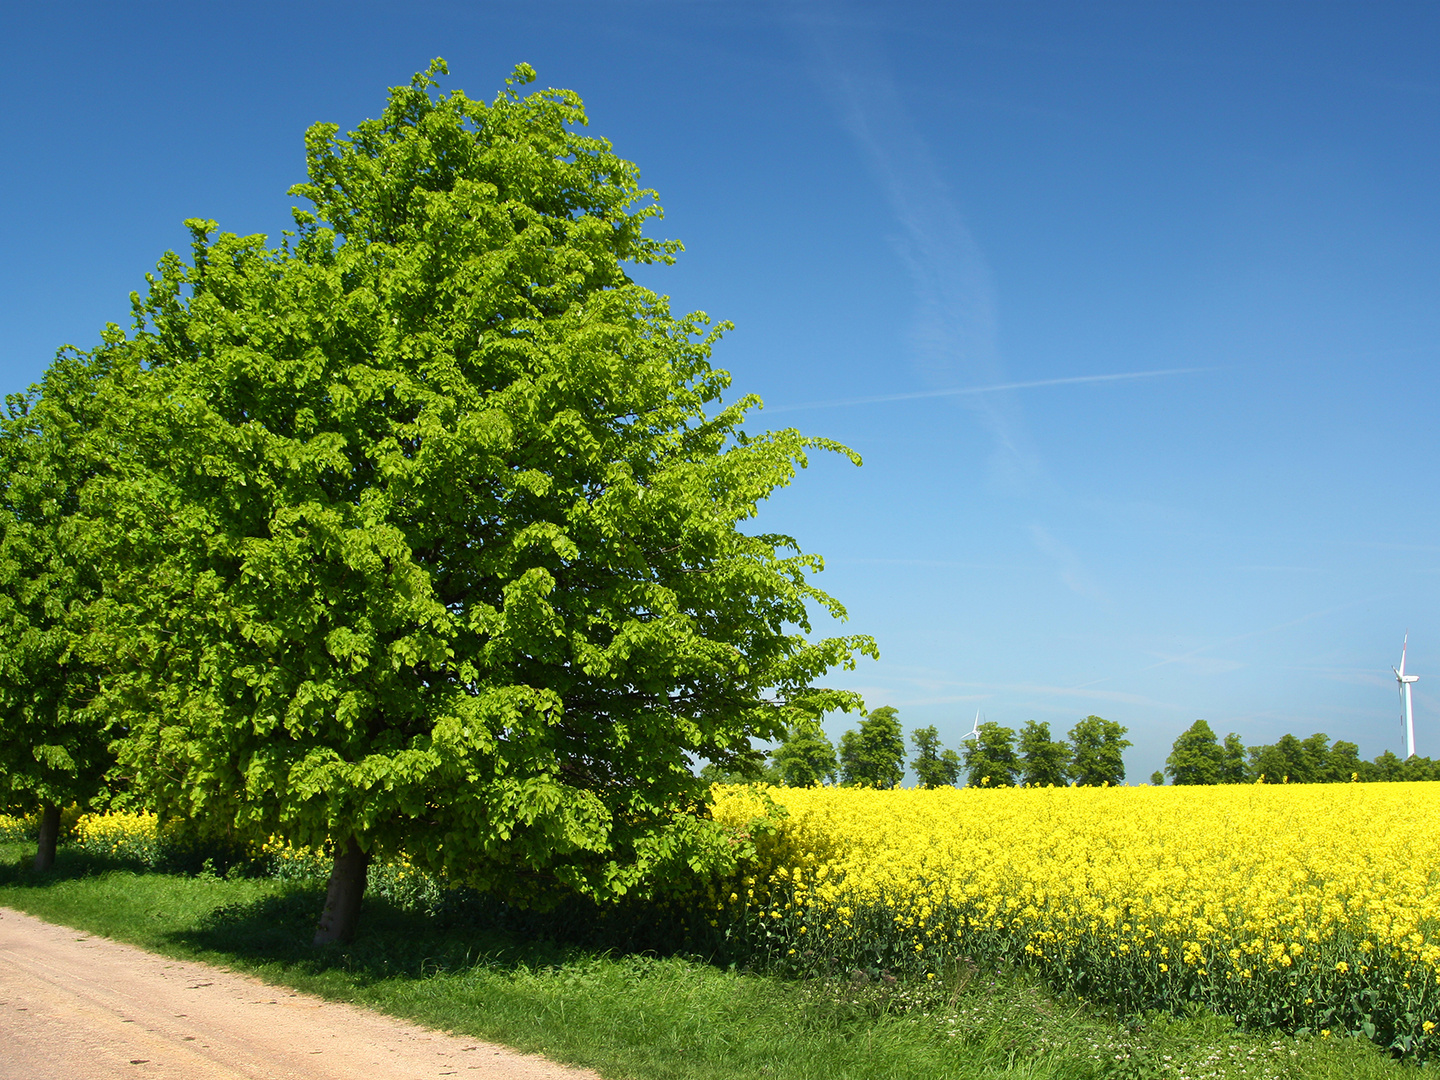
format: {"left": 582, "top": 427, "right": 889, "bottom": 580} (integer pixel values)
{"left": 1394, "top": 634, "right": 1419, "bottom": 760}
{"left": 959, "top": 711, "right": 982, "bottom": 743}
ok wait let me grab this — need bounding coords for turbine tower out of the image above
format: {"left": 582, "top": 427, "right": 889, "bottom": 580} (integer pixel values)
{"left": 1394, "top": 634, "right": 1419, "bottom": 760}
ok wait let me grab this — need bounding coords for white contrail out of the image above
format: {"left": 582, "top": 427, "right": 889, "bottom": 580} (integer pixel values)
{"left": 788, "top": 4, "right": 1035, "bottom": 484}
{"left": 1064, "top": 592, "right": 1393, "bottom": 693}
{"left": 765, "top": 367, "right": 1213, "bottom": 415}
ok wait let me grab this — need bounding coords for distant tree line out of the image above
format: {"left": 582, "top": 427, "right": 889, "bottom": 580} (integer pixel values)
{"left": 701, "top": 711, "right": 1440, "bottom": 790}
{"left": 701, "top": 709, "right": 1132, "bottom": 788}
{"left": 1159, "top": 720, "right": 1440, "bottom": 784}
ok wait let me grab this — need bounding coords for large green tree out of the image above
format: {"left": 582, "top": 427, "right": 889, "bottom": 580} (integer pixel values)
{"left": 1068, "top": 715, "right": 1130, "bottom": 787}
{"left": 1219, "top": 732, "right": 1247, "bottom": 784}
{"left": 770, "top": 716, "right": 838, "bottom": 787}
{"left": 962, "top": 722, "right": 1019, "bottom": 787}
{"left": 1298, "top": 733, "right": 1334, "bottom": 783}
{"left": 1244, "top": 732, "right": 1371, "bottom": 784}
{"left": 1329, "top": 740, "right": 1363, "bottom": 783}
{"left": 909, "top": 725, "right": 961, "bottom": 789}
{"left": 1368, "top": 750, "right": 1406, "bottom": 781}
{"left": 696, "top": 753, "right": 779, "bottom": 787}
{"left": 1164, "top": 719, "right": 1223, "bottom": 785}
{"left": 839, "top": 706, "right": 905, "bottom": 789}
{"left": 85, "top": 62, "right": 874, "bottom": 942}
{"left": 0, "top": 351, "right": 115, "bottom": 870}
{"left": 1017, "top": 720, "right": 1069, "bottom": 787}
{"left": 1248, "top": 733, "right": 1315, "bottom": 783}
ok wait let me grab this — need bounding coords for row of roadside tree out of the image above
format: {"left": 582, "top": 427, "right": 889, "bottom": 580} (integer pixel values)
{"left": 1159, "top": 719, "right": 1440, "bottom": 784}
{"left": 705, "top": 712, "right": 1440, "bottom": 790}
{"left": 703, "top": 709, "right": 1134, "bottom": 789}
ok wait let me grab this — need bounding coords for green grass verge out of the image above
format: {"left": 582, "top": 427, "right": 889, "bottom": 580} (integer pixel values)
{"left": 0, "top": 842, "right": 1411, "bottom": 1080}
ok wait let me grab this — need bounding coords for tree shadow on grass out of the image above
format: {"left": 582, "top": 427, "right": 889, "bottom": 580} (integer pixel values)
{"left": 0, "top": 843, "right": 159, "bottom": 883}
{"left": 170, "top": 887, "right": 584, "bottom": 988}
{"left": 1, "top": 841, "right": 733, "bottom": 989}
{"left": 0, "top": 834, "right": 268, "bottom": 882}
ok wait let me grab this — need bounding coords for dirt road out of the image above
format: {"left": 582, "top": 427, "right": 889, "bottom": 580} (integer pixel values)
{"left": 0, "top": 907, "right": 600, "bottom": 1080}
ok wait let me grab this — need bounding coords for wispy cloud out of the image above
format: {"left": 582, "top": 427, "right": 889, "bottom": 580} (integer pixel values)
{"left": 1294, "top": 667, "right": 1396, "bottom": 688}
{"left": 1143, "top": 655, "right": 1246, "bottom": 676}
{"left": 790, "top": 3, "right": 1038, "bottom": 489}
{"left": 1342, "top": 540, "right": 1440, "bottom": 553}
{"left": 1030, "top": 524, "right": 1107, "bottom": 602}
{"left": 839, "top": 685, "right": 993, "bottom": 710}
{"left": 1018, "top": 683, "right": 1179, "bottom": 709}
{"left": 766, "top": 367, "right": 1212, "bottom": 414}
{"left": 844, "top": 668, "right": 1181, "bottom": 711}
{"left": 1135, "top": 598, "right": 1384, "bottom": 675}
{"left": 1066, "top": 594, "right": 1394, "bottom": 693}
{"left": 828, "top": 557, "right": 1026, "bottom": 570}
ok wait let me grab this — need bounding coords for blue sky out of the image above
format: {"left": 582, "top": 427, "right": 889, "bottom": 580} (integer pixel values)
{"left": 4, "top": 2, "right": 1438, "bottom": 779}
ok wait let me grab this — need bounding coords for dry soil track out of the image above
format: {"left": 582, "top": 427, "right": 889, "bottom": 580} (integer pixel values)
{"left": 0, "top": 906, "right": 600, "bottom": 1080}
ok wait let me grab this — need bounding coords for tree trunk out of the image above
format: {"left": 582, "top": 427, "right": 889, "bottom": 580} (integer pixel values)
{"left": 312, "top": 835, "right": 370, "bottom": 945}
{"left": 33, "top": 802, "right": 61, "bottom": 873}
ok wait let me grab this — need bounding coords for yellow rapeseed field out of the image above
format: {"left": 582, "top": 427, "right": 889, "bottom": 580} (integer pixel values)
{"left": 9, "top": 784, "right": 1439, "bottom": 1055}
{"left": 709, "top": 782, "right": 1440, "bottom": 1053}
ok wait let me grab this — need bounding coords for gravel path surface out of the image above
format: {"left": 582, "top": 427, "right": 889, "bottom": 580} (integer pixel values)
{"left": 0, "top": 906, "right": 600, "bottom": 1080}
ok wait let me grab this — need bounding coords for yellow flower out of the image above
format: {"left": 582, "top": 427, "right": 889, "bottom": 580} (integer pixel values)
{"left": 701, "top": 783, "right": 1440, "bottom": 1032}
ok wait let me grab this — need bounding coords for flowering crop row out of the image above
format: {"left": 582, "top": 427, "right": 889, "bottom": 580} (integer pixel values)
{"left": 13, "top": 784, "right": 1440, "bottom": 1059}
{"left": 709, "top": 782, "right": 1440, "bottom": 1059}
{"left": 52, "top": 811, "right": 449, "bottom": 911}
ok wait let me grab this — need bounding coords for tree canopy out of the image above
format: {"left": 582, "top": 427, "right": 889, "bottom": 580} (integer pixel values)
{"left": 1157, "top": 724, "right": 1430, "bottom": 785}
{"left": 1164, "top": 719, "right": 1223, "bottom": 785}
{"left": 771, "top": 716, "right": 839, "bottom": 787}
{"left": 839, "top": 706, "right": 905, "bottom": 789}
{"left": 1017, "top": 720, "right": 1070, "bottom": 787}
{"left": 0, "top": 352, "right": 115, "bottom": 869}
{"left": 70, "top": 61, "right": 874, "bottom": 940}
{"left": 962, "top": 721, "right": 1019, "bottom": 787}
{"left": 909, "top": 725, "right": 961, "bottom": 788}
{"left": 1068, "top": 716, "right": 1130, "bottom": 787}
{"left": 1219, "top": 732, "right": 1247, "bottom": 784}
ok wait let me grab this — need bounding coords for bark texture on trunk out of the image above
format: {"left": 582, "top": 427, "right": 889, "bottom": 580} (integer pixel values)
{"left": 312, "top": 836, "right": 370, "bottom": 946}
{"left": 33, "top": 802, "right": 61, "bottom": 873}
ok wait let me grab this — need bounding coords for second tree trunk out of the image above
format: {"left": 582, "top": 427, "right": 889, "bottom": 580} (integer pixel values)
{"left": 32, "top": 802, "right": 61, "bottom": 873}
{"left": 312, "top": 835, "right": 370, "bottom": 945}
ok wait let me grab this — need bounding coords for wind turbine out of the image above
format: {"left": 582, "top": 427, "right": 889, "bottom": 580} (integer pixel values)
{"left": 959, "top": 710, "right": 982, "bottom": 743}
{"left": 1394, "top": 634, "right": 1419, "bottom": 760}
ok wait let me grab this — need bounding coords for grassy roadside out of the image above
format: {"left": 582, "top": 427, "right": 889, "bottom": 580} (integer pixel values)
{"left": 0, "top": 842, "right": 1409, "bottom": 1080}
